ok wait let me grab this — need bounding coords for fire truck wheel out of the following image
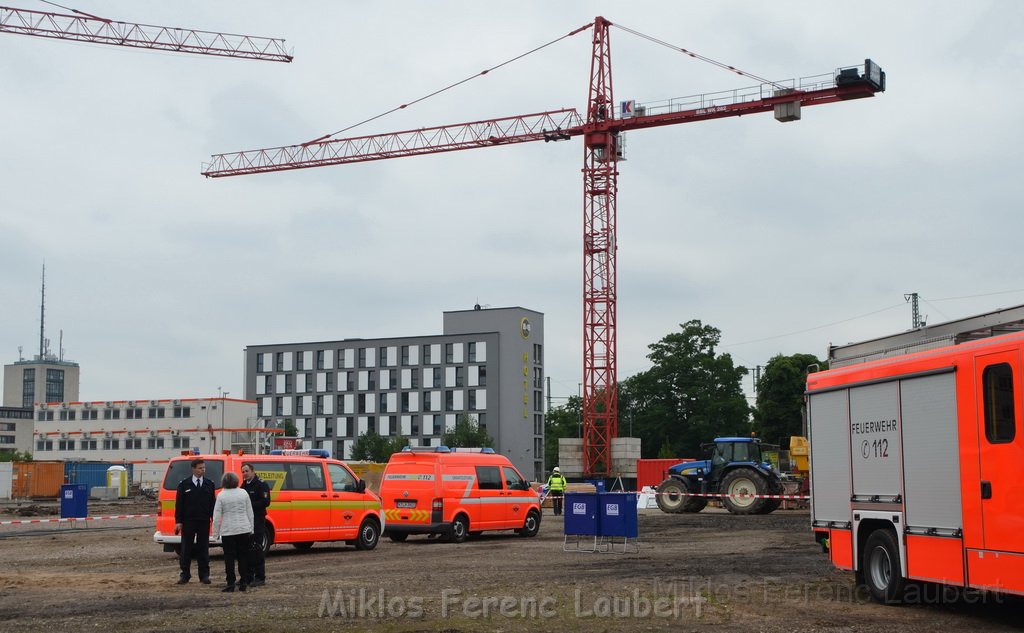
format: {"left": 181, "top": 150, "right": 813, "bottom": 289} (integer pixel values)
{"left": 388, "top": 532, "right": 409, "bottom": 543}
{"left": 447, "top": 514, "right": 469, "bottom": 543}
{"left": 862, "top": 529, "right": 906, "bottom": 604}
{"left": 720, "top": 468, "right": 769, "bottom": 515}
{"left": 355, "top": 518, "right": 381, "bottom": 550}
{"left": 519, "top": 510, "right": 541, "bottom": 537}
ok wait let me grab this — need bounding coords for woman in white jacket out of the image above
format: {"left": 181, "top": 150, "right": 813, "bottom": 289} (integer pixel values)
{"left": 212, "top": 471, "right": 254, "bottom": 592}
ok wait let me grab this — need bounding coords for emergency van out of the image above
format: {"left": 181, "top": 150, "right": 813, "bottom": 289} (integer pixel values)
{"left": 807, "top": 305, "right": 1024, "bottom": 602}
{"left": 379, "top": 446, "right": 541, "bottom": 543}
{"left": 153, "top": 450, "right": 383, "bottom": 553}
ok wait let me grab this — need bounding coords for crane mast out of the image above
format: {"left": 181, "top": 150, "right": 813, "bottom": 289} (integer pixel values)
{"left": 581, "top": 17, "right": 618, "bottom": 476}
{"left": 0, "top": 5, "right": 292, "bottom": 62}
{"left": 202, "top": 17, "right": 885, "bottom": 477}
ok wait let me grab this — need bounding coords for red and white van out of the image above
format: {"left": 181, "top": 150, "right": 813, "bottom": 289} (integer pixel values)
{"left": 380, "top": 447, "right": 541, "bottom": 543}
{"left": 154, "top": 450, "right": 383, "bottom": 553}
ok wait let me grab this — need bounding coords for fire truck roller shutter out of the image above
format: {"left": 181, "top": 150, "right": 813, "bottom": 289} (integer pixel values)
{"left": 808, "top": 389, "right": 852, "bottom": 525}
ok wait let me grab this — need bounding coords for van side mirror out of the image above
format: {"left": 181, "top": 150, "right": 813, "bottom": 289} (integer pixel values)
{"left": 356, "top": 479, "right": 366, "bottom": 493}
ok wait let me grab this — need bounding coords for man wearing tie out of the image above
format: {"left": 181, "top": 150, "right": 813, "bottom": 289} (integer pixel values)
{"left": 175, "top": 458, "right": 216, "bottom": 585}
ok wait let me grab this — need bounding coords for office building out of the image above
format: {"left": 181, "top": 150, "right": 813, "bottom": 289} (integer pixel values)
{"left": 243, "top": 306, "right": 545, "bottom": 480}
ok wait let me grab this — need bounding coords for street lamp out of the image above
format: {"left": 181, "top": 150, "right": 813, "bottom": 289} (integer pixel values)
{"left": 221, "top": 391, "right": 230, "bottom": 452}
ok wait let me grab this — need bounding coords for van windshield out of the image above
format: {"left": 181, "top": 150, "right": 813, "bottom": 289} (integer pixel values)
{"left": 162, "top": 459, "right": 225, "bottom": 491}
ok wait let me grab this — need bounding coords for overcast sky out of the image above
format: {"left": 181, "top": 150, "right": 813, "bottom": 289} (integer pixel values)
{"left": 3, "top": 1, "right": 1023, "bottom": 408}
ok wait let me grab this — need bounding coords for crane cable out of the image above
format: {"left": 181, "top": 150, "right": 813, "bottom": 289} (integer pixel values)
{"left": 612, "top": 23, "right": 789, "bottom": 92}
{"left": 302, "top": 22, "right": 593, "bottom": 146}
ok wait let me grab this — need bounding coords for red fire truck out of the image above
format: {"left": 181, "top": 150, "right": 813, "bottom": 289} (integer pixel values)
{"left": 807, "top": 305, "right": 1024, "bottom": 602}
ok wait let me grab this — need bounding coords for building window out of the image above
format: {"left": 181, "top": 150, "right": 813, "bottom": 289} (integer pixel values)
{"left": 296, "top": 351, "right": 305, "bottom": 370}
{"left": 401, "top": 393, "right": 410, "bottom": 413}
{"left": 124, "top": 437, "right": 142, "bottom": 449}
{"left": 445, "top": 391, "right": 454, "bottom": 412}
{"left": 36, "top": 439, "right": 53, "bottom": 451}
{"left": 468, "top": 342, "right": 477, "bottom": 363}
{"left": 148, "top": 407, "right": 166, "bottom": 419}
{"left": 59, "top": 410, "right": 76, "bottom": 421}
{"left": 173, "top": 406, "right": 191, "bottom": 418}
{"left": 172, "top": 437, "right": 191, "bottom": 449}
{"left": 422, "top": 344, "right": 432, "bottom": 364}
{"left": 256, "top": 353, "right": 264, "bottom": 372}
{"left": 533, "top": 344, "right": 543, "bottom": 364}
{"left": 147, "top": 437, "right": 165, "bottom": 449}
{"left": 358, "top": 348, "right": 367, "bottom": 368}
{"left": 379, "top": 347, "right": 388, "bottom": 367}
{"left": 82, "top": 409, "right": 97, "bottom": 420}
{"left": 455, "top": 367, "right": 464, "bottom": 388}
{"left": 401, "top": 346, "right": 410, "bottom": 366}
{"left": 275, "top": 397, "right": 284, "bottom": 416}
{"left": 45, "top": 369, "right": 65, "bottom": 402}
{"left": 59, "top": 439, "right": 74, "bottom": 451}
{"left": 445, "top": 343, "right": 454, "bottom": 363}
{"left": 102, "top": 438, "right": 119, "bottom": 450}
{"left": 22, "top": 368, "right": 36, "bottom": 408}
{"left": 315, "top": 350, "right": 325, "bottom": 370}
{"left": 316, "top": 395, "right": 324, "bottom": 415}
{"left": 478, "top": 366, "right": 487, "bottom": 387}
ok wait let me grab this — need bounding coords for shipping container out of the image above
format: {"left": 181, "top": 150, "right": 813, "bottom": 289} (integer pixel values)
{"left": 12, "top": 461, "right": 64, "bottom": 498}
{"left": 0, "top": 462, "right": 12, "bottom": 499}
{"left": 63, "top": 462, "right": 135, "bottom": 492}
{"left": 636, "top": 458, "right": 690, "bottom": 491}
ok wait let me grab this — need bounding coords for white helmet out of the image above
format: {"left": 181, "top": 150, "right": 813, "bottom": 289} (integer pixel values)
{"left": 552, "top": 466, "right": 561, "bottom": 473}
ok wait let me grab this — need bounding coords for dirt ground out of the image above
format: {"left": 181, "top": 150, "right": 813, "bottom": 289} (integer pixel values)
{"left": 0, "top": 499, "right": 1021, "bottom": 633}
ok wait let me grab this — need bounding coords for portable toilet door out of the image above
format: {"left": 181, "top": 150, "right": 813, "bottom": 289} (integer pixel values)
{"left": 106, "top": 466, "right": 128, "bottom": 498}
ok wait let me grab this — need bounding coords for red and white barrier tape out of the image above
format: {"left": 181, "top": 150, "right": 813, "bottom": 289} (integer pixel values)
{"left": 0, "top": 513, "right": 155, "bottom": 526}
{"left": 647, "top": 491, "right": 810, "bottom": 500}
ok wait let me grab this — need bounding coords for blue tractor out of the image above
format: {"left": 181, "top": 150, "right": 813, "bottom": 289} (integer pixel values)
{"left": 655, "top": 437, "right": 784, "bottom": 515}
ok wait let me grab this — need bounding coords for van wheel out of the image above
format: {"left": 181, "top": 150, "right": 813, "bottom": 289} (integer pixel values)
{"left": 518, "top": 510, "right": 541, "bottom": 537}
{"left": 355, "top": 518, "right": 380, "bottom": 551}
{"left": 862, "top": 529, "right": 906, "bottom": 604}
{"left": 292, "top": 541, "right": 314, "bottom": 550}
{"left": 388, "top": 532, "right": 408, "bottom": 543}
{"left": 257, "top": 527, "right": 275, "bottom": 554}
{"left": 447, "top": 515, "right": 468, "bottom": 544}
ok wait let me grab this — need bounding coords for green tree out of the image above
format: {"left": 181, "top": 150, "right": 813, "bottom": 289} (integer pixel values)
{"left": 752, "top": 353, "right": 825, "bottom": 447}
{"left": 544, "top": 395, "right": 581, "bottom": 469}
{"left": 350, "top": 429, "right": 408, "bottom": 462}
{"left": 0, "top": 450, "right": 31, "bottom": 462}
{"left": 620, "top": 320, "right": 750, "bottom": 459}
{"left": 442, "top": 414, "right": 493, "bottom": 449}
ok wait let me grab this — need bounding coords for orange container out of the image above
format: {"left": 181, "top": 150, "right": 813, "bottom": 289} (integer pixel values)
{"left": 12, "top": 461, "right": 65, "bottom": 498}
{"left": 636, "top": 458, "right": 690, "bottom": 490}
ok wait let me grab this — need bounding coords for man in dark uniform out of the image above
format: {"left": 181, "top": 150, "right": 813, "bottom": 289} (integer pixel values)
{"left": 175, "top": 458, "right": 216, "bottom": 585}
{"left": 241, "top": 462, "right": 271, "bottom": 587}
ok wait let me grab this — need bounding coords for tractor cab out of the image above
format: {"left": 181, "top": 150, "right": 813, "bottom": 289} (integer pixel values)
{"left": 703, "top": 437, "right": 776, "bottom": 479}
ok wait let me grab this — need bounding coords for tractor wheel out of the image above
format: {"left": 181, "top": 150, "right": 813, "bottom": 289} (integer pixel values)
{"left": 756, "top": 478, "right": 785, "bottom": 514}
{"left": 720, "top": 468, "right": 769, "bottom": 515}
{"left": 656, "top": 478, "right": 706, "bottom": 514}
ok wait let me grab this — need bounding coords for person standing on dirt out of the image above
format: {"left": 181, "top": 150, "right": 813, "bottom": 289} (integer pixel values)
{"left": 546, "top": 466, "right": 568, "bottom": 516}
{"left": 212, "top": 471, "right": 254, "bottom": 592}
{"left": 174, "top": 458, "right": 216, "bottom": 585}
{"left": 241, "top": 462, "right": 271, "bottom": 587}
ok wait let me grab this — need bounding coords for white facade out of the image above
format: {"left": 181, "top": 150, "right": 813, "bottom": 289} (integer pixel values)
{"left": 32, "top": 398, "right": 260, "bottom": 480}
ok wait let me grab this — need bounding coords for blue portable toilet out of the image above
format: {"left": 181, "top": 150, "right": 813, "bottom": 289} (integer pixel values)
{"left": 60, "top": 483, "right": 89, "bottom": 519}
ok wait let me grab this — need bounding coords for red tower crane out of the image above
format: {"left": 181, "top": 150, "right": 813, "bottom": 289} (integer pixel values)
{"left": 202, "top": 17, "right": 885, "bottom": 477}
{"left": 0, "top": 4, "right": 292, "bottom": 62}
